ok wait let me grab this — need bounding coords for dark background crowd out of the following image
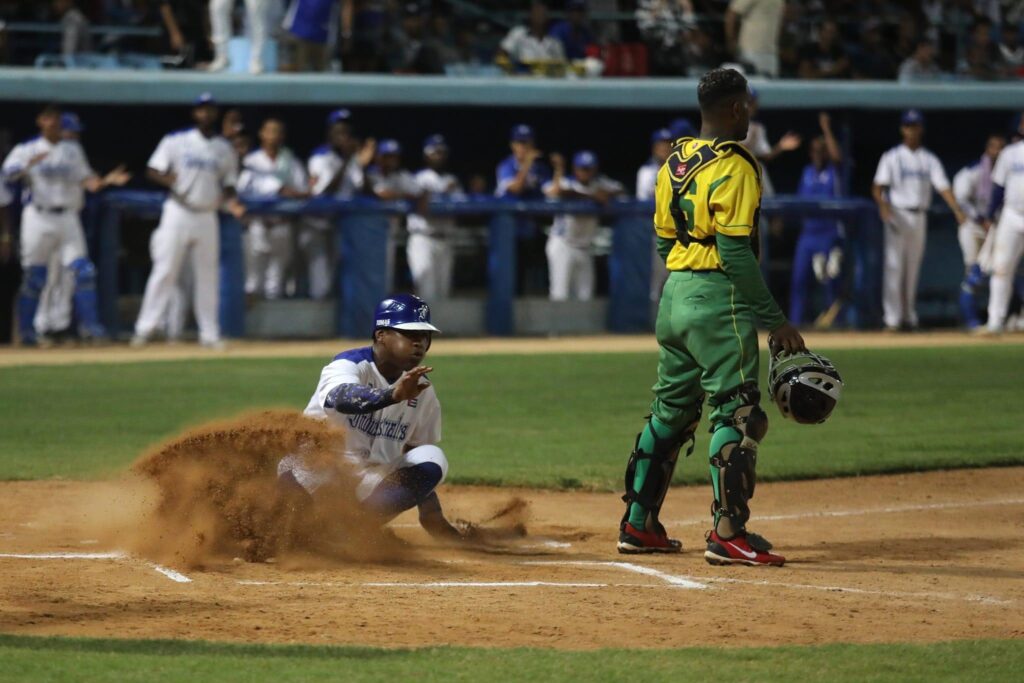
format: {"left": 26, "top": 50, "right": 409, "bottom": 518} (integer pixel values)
{"left": 0, "top": 0, "right": 1022, "bottom": 80}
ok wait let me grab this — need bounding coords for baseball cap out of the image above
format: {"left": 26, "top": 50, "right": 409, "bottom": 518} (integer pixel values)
{"left": 423, "top": 134, "right": 448, "bottom": 154}
{"left": 668, "top": 117, "right": 696, "bottom": 138}
{"left": 194, "top": 92, "right": 217, "bottom": 107}
{"left": 651, "top": 127, "right": 674, "bottom": 144}
{"left": 901, "top": 109, "right": 925, "bottom": 126}
{"left": 374, "top": 294, "right": 441, "bottom": 333}
{"left": 327, "top": 108, "right": 352, "bottom": 126}
{"left": 573, "top": 150, "right": 597, "bottom": 168}
{"left": 61, "top": 112, "right": 84, "bottom": 133}
{"left": 510, "top": 124, "right": 535, "bottom": 142}
{"left": 378, "top": 138, "right": 401, "bottom": 155}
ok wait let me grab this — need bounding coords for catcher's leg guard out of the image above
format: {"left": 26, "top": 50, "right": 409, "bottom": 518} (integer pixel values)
{"left": 622, "top": 411, "right": 700, "bottom": 534}
{"left": 709, "top": 383, "right": 768, "bottom": 540}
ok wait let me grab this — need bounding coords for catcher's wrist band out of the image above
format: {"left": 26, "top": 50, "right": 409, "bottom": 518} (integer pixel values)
{"left": 325, "top": 383, "right": 397, "bottom": 415}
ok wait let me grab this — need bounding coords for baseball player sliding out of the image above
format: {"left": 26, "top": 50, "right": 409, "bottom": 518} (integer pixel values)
{"left": 872, "top": 110, "right": 965, "bottom": 331}
{"left": 618, "top": 69, "right": 805, "bottom": 566}
{"left": 984, "top": 128, "right": 1024, "bottom": 334}
{"left": 131, "top": 93, "right": 245, "bottom": 349}
{"left": 954, "top": 134, "right": 1006, "bottom": 330}
{"left": 277, "top": 294, "right": 461, "bottom": 541}
{"left": 1, "top": 104, "right": 130, "bottom": 347}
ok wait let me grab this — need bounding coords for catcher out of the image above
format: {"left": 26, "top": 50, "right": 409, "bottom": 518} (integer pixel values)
{"left": 277, "top": 294, "right": 461, "bottom": 541}
{"left": 617, "top": 68, "right": 842, "bottom": 566}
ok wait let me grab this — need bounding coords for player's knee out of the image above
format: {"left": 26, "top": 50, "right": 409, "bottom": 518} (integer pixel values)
{"left": 405, "top": 444, "right": 448, "bottom": 485}
{"left": 70, "top": 258, "right": 97, "bottom": 289}
{"left": 20, "top": 265, "right": 48, "bottom": 298}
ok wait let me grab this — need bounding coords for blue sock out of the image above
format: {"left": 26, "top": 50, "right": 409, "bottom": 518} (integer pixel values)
{"left": 363, "top": 463, "right": 443, "bottom": 520}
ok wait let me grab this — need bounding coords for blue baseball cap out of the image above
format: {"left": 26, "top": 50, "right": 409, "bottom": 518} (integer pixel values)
{"left": 651, "top": 127, "right": 673, "bottom": 144}
{"left": 423, "top": 134, "right": 448, "bottom": 154}
{"left": 749, "top": 87, "right": 759, "bottom": 100}
{"left": 374, "top": 294, "right": 441, "bottom": 333}
{"left": 194, "top": 92, "right": 217, "bottom": 107}
{"left": 668, "top": 117, "right": 696, "bottom": 138}
{"left": 378, "top": 138, "right": 401, "bottom": 155}
{"left": 510, "top": 124, "right": 535, "bottom": 142}
{"left": 327, "top": 108, "right": 352, "bottom": 126}
{"left": 901, "top": 109, "right": 924, "bottom": 126}
{"left": 61, "top": 112, "right": 83, "bottom": 133}
{"left": 573, "top": 150, "right": 597, "bottom": 168}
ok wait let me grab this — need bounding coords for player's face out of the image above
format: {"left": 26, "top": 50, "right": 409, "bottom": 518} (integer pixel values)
{"left": 574, "top": 165, "right": 596, "bottom": 183}
{"left": 233, "top": 134, "right": 252, "bottom": 159}
{"left": 37, "top": 111, "right": 61, "bottom": 139}
{"left": 511, "top": 140, "right": 533, "bottom": 161}
{"left": 329, "top": 123, "right": 355, "bottom": 152}
{"left": 260, "top": 120, "right": 285, "bottom": 150}
{"left": 425, "top": 149, "right": 448, "bottom": 169}
{"left": 652, "top": 140, "right": 671, "bottom": 163}
{"left": 809, "top": 137, "right": 826, "bottom": 167}
{"left": 379, "top": 153, "right": 400, "bottom": 172}
{"left": 901, "top": 123, "right": 923, "bottom": 147}
{"left": 377, "top": 329, "right": 432, "bottom": 370}
{"left": 985, "top": 136, "right": 1006, "bottom": 160}
{"left": 193, "top": 104, "right": 219, "bottom": 130}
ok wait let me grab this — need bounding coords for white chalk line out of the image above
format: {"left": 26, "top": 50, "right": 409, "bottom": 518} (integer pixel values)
{"left": 235, "top": 579, "right": 674, "bottom": 589}
{"left": 525, "top": 561, "right": 1013, "bottom": 606}
{"left": 667, "top": 498, "right": 1024, "bottom": 527}
{"left": 0, "top": 550, "right": 192, "bottom": 584}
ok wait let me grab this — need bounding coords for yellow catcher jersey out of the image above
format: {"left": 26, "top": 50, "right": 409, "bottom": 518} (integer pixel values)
{"left": 653, "top": 137, "right": 762, "bottom": 272}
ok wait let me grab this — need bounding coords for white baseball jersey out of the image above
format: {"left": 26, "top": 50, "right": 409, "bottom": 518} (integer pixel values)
{"left": 1, "top": 136, "right": 93, "bottom": 209}
{"left": 370, "top": 168, "right": 419, "bottom": 198}
{"left": 500, "top": 25, "right": 565, "bottom": 63}
{"left": 635, "top": 161, "right": 659, "bottom": 200}
{"left": 873, "top": 144, "right": 950, "bottom": 210}
{"left": 238, "top": 147, "right": 307, "bottom": 197}
{"left": 544, "top": 175, "right": 624, "bottom": 248}
{"left": 147, "top": 128, "right": 237, "bottom": 212}
{"left": 992, "top": 140, "right": 1024, "bottom": 212}
{"left": 953, "top": 158, "right": 995, "bottom": 221}
{"left": 305, "top": 346, "right": 441, "bottom": 469}
{"left": 308, "top": 145, "right": 364, "bottom": 198}
{"left": 408, "top": 168, "right": 463, "bottom": 236}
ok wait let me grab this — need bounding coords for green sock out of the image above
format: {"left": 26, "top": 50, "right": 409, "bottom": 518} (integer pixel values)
{"left": 627, "top": 416, "right": 677, "bottom": 529}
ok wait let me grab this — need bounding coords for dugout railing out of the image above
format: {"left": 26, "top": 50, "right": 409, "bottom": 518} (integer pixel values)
{"left": 91, "top": 191, "right": 883, "bottom": 338}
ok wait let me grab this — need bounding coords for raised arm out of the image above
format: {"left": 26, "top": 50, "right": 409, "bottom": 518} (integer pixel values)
{"left": 324, "top": 367, "right": 433, "bottom": 414}
{"left": 819, "top": 112, "right": 842, "bottom": 164}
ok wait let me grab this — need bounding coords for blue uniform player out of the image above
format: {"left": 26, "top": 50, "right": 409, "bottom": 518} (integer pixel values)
{"left": 789, "top": 113, "right": 844, "bottom": 326}
{"left": 496, "top": 124, "right": 551, "bottom": 199}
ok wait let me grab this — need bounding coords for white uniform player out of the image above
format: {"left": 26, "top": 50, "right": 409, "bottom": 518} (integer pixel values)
{"left": 637, "top": 127, "right": 674, "bottom": 301}
{"left": 953, "top": 135, "right": 1006, "bottom": 272}
{"left": 132, "top": 94, "right": 243, "bottom": 348}
{"left": 369, "top": 139, "right": 421, "bottom": 293}
{"left": 407, "top": 135, "right": 463, "bottom": 301}
{"left": 237, "top": 119, "right": 308, "bottom": 300}
{"left": 304, "top": 109, "right": 373, "bottom": 300}
{"left": 277, "top": 294, "right": 461, "bottom": 540}
{"left": 1, "top": 106, "right": 127, "bottom": 346}
{"left": 543, "top": 150, "right": 624, "bottom": 301}
{"left": 986, "top": 138, "right": 1024, "bottom": 333}
{"left": 872, "top": 110, "right": 965, "bottom": 330}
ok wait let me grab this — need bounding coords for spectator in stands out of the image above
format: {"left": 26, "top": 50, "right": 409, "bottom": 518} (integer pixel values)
{"left": 52, "top": 0, "right": 93, "bottom": 58}
{"left": 635, "top": 0, "right": 697, "bottom": 76}
{"left": 497, "top": 1, "right": 565, "bottom": 74}
{"left": 389, "top": 2, "right": 445, "bottom": 74}
{"left": 999, "top": 22, "right": 1024, "bottom": 76}
{"left": 209, "top": 0, "right": 271, "bottom": 74}
{"left": 725, "top": 0, "right": 784, "bottom": 77}
{"left": 159, "top": 0, "right": 213, "bottom": 66}
{"left": 548, "top": 0, "right": 594, "bottom": 61}
{"left": 850, "top": 18, "right": 898, "bottom": 80}
{"left": 893, "top": 14, "right": 919, "bottom": 64}
{"left": 797, "top": 19, "right": 850, "bottom": 79}
{"left": 960, "top": 18, "right": 1001, "bottom": 80}
{"left": 282, "top": 0, "right": 349, "bottom": 72}
{"left": 898, "top": 38, "right": 942, "bottom": 82}
{"left": 344, "top": 0, "right": 392, "bottom": 73}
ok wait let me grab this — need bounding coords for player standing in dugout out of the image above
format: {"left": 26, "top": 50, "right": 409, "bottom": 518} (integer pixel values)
{"left": 618, "top": 68, "right": 806, "bottom": 566}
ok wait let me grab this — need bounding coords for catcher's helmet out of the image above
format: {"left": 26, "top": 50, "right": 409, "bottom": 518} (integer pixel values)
{"left": 768, "top": 349, "right": 843, "bottom": 424}
{"left": 373, "top": 294, "right": 440, "bottom": 333}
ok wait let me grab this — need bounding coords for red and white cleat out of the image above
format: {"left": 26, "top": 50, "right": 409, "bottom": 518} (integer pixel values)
{"left": 704, "top": 530, "right": 785, "bottom": 566}
{"left": 617, "top": 522, "right": 682, "bottom": 554}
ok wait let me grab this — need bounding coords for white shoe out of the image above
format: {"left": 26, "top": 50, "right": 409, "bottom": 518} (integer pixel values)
{"left": 130, "top": 334, "right": 149, "bottom": 348}
{"left": 249, "top": 60, "right": 264, "bottom": 75}
{"left": 200, "top": 339, "right": 227, "bottom": 351}
{"left": 207, "top": 56, "right": 229, "bottom": 72}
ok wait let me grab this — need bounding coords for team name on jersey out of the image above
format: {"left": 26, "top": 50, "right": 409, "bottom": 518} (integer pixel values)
{"left": 36, "top": 163, "right": 74, "bottom": 179}
{"left": 182, "top": 154, "right": 221, "bottom": 171}
{"left": 897, "top": 164, "right": 929, "bottom": 180}
{"left": 347, "top": 414, "right": 410, "bottom": 441}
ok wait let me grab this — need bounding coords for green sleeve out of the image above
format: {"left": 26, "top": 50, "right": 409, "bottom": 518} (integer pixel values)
{"left": 715, "top": 232, "right": 787, "bottom": 330}
{"left": 656, "top": 236, "right": 675, "bottom": 263}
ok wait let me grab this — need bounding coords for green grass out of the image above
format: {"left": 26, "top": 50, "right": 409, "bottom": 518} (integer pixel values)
{"left": 0, "top": 635, "right": 1021, "bottom": 682}
{"left": 1, "top": 346, "right": 1022, "bottom": 486}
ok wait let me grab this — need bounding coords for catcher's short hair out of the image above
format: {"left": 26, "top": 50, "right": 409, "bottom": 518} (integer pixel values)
{"left": 698, "top": 68, "right": 749, "bottom": 111}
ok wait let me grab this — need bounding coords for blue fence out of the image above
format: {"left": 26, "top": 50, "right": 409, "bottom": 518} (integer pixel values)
{"left": 91, "top": 191, "right": 882, "bottom": 337}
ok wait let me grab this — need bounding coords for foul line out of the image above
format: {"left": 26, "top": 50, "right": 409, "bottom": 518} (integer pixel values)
{"left": 148, "top": 563, "right": 192, "bottom": 583}
{"left": 0, "top": 550, "right": 192, "bottom": 584}
{"left": 237, "top": 580, "right": 611, "bottom": 588}
{"left": 525, "top": 561, "right": 1012, "bottom": 606}
{"left": 668, "top": 498, "right": 1024, "bottom": 527}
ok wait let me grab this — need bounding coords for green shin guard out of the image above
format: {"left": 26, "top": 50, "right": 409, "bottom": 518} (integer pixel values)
{"left": 623, "top": 416, "right": 695, "bottom": 532}
{"left": 709, "top": 399, "right": 768, "bottom": 539}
